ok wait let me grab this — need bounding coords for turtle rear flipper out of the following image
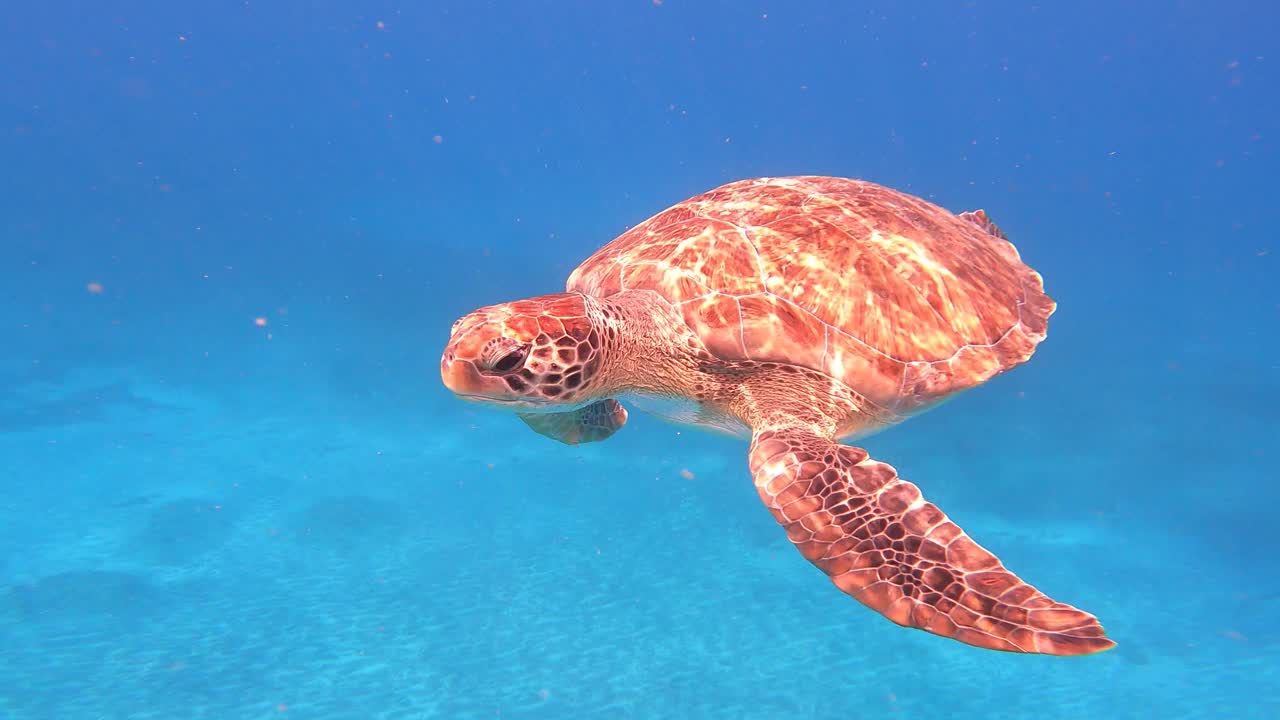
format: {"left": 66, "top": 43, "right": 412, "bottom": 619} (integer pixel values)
{"left": 748, "top": 426, "right": 1115, "bottom": 656}
{"left": 518, "top": 399, "right": 628, "bottom": 445}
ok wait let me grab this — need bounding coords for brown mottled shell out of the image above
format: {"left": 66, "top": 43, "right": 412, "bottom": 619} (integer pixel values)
{"left": 566, "top": 176, "right": 1056, "bottom": 412}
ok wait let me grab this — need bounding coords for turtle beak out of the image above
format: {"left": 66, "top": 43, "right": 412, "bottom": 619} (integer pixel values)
{"left": 440, "top": 323, "right": 486, "bottom": 397}
{"left": 439, "top": 352, "right": 483, "bottom": 397}
{"left": 440, "top": 315, "right": 523, "bottom": 403}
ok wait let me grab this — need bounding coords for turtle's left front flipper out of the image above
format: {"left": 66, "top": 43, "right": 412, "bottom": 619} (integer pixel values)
{"left": 748, "top": 427, "right": 1115, "bottom": 655}
{"left": 518, "top": 399, "right": 628, "bottom": 445}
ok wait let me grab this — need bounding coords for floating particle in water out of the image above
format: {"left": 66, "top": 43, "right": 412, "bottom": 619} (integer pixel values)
{"left": 254, "top": 317, "right": 268, "bottom": 327}
{"left": 86, "top": 281, "right": 104, "bottom": 294}
{"left": 679, "top": 468, "right": 695, "bottom": 480}
{"left": 433, "top": 135, "right": 444, "bottom": 144}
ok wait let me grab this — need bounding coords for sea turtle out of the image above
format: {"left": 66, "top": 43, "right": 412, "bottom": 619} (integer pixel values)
{"left": 440, "top": 176, "right": 1114, "bottom": 655}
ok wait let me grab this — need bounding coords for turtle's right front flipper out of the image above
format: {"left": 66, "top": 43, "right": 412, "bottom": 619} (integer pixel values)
{"left": 518, "top": 399, "right": 628, "bottom": 445}
{"left": 748, "top": 427, "right": 1115, "bottom": 655}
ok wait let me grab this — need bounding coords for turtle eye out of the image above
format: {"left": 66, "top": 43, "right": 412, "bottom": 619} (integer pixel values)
{"left": 480, "top": 339, "right": 529, "bottom": 374}
{"left": 491, "top": 347, "right": 527, "bottom": 373}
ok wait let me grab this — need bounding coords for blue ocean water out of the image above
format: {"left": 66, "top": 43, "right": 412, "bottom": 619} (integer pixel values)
{"left": 1, "top": 1, "right": 1275, "bottom": 718}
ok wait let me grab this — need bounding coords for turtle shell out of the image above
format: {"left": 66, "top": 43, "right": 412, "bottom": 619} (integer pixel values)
{"left": 566, "top": 176, "right": 1055, "bottom": 412}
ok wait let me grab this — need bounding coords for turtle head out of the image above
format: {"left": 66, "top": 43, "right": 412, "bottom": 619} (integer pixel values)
{"left": 440, "top": 292, "right": 608, "bottom": 411}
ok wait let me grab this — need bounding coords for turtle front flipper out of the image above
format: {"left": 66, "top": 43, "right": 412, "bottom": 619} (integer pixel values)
{"left": 518, "top": 399, "right": 628, "bottom": 445}
{"left": 748, "top": 427, "right": 1115, "bottom": 655}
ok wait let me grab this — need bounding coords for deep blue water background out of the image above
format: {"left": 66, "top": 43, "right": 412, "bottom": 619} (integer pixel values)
{"left": 1, "top": 2, "right": 1276, "bottom": 718}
